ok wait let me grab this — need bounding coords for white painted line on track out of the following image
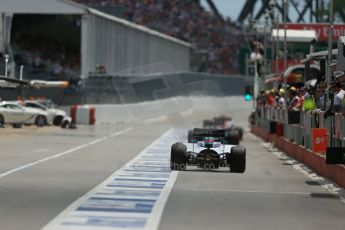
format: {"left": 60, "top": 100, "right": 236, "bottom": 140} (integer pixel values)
{"left": 0, "top": 127, "right": 133, "bottom": 179}
{"left": 42, "top": 129, "right": 181, "bottom": 230}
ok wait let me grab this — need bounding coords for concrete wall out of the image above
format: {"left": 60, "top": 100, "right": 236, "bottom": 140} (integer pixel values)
{"left": 0, "top": 73, "right": 253, "bottom": 105}
{"left": 83, "top": 72, "right": 254, "bottom": 104}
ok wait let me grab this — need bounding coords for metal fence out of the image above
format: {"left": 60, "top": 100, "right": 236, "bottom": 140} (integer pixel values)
{"left": 255, "top": 106, "right": 345, "bottom": 150}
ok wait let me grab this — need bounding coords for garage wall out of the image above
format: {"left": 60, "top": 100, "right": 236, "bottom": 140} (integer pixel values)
{"left": 81, "top": 9, "right": 190, "bottom": 77}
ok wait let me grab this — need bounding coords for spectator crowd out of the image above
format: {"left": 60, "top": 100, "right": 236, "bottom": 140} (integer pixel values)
{"left": 74, "top": 0, "right": 244, "bottom": 74}
{"left": 11, "top": 33, "right": 81, "bottom": 80}
{"left": 257, "top": 72, "right": 345, "bottom": 117}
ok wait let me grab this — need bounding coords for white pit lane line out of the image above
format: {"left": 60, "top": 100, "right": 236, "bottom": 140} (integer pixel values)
{"left": 0, "top": 127, "right": 133, "bottom": 179}
{"left": 42, "top": 129, "right": 180, "bottom": 230}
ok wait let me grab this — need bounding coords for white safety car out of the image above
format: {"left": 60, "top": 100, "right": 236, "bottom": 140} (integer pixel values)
{"left": 0, "top": 101, "right": 48, "bottom": 127}
{"left": 23, "top": 100, "right": 67, "bottom": 126}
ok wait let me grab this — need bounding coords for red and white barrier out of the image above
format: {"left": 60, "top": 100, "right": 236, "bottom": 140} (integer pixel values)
{"left": 70, "top": 105, "right": 96, "bottom": 125}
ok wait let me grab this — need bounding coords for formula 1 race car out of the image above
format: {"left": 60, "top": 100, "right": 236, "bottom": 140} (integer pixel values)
{"left": 212, "top": 115, "right": 243, "bottom": 140}
{"left": 187, "top": 116, "right": 243, "bottom": 144}
{"left": 171, "top": 129, "right": 246, "bottom": 173}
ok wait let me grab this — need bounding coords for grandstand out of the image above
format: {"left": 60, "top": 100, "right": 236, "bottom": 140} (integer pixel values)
{"left": 0, "top": 0, "right": 190, "bottom": 86}
{"left": 73, "top": 0, "right": 245, "bottom": 74}
{"left": 1, "top": 0, "right": 245, "bottom": 83}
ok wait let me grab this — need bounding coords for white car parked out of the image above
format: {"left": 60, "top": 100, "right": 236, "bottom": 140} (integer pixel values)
{"left": 0, "top": 101, "right": 48, "bottom": 127}
{"left": 23, "top": 100, "right": 67, "bottom": 126}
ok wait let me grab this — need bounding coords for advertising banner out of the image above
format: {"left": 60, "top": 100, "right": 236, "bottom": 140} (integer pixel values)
{"left": 312, "top": 128, "right": 328, "bottom": 153}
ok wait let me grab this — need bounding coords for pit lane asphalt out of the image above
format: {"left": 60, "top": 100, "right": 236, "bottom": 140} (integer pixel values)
{"left": 0, "top": 96, "right": 344, "bottom": 230}
{"left": 159, "top": 133, "right": 345, "bottom": 230}
{"left": 0, "top": 123, "right": 171, "bottom": 230}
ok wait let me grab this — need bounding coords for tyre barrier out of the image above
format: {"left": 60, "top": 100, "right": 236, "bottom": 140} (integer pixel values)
{"left": 70, "top": 105, "right": 96, "bottom": 125}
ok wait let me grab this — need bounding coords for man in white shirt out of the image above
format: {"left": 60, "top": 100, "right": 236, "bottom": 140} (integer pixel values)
{"left": 250, "top": 47, "right": 262, "bottom": 77}
{"left": 333, "top": 82, "right": 345, "bottom": 113}
{"left": 278, "top": 88, "right": 285, "bottom": 108}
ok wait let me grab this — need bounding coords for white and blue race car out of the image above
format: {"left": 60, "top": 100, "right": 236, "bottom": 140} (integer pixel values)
{"left": 171, "top": 129, "right": 246, "bottom": 173}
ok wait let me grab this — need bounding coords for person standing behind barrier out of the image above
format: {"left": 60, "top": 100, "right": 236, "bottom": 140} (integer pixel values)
{"left": 256, "top": 90, "right": 265, "bottom": 107}
{"left": 297, "top": 87, "right": 306, "bottom": 110}
{"left": 303, "top": 86, "right": 316, "bottom": 111}
{"left": 288, "top": 86, "right": 301, "bottom": 111}
{"left": 264, "top": 90, "right": 270, "bottom": 106}
{"left": 256, "top": 90, "right": 265, "bottom": 118}
{"left": 315, "top": 81, "right": 328, "bottom": 110}
{"left": 277, "top": 88, "right": 285, "bottom": 108}
{"left": 265, "top": 89, "right": 277, "bottom": 107}
{"left": 333, "top": 82, "right": 345, "bottom": 113}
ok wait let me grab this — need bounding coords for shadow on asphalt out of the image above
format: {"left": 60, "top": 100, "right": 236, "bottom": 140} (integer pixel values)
{"left": 179, "top": 169, "right": 231, "bottom": 174}
{"left": 310, "top": 193, "right": 339, "bottom": 199}
{"left": 305, "top": 180, "right": 320, "bottom": 186}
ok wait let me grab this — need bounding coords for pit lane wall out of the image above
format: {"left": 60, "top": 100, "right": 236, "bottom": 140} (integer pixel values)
{"left": 83, "top": 72, "right": 253, "bottom": 104}
{"left": 251, "top": 107, "right": 345, "bottom": 188}
{"left": 0, "top": 72, "right": 252, "bottom": 105}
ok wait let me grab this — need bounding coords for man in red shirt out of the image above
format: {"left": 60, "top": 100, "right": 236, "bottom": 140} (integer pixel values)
{"left": 266, "top": 89, "right": 277, "bottom": 107}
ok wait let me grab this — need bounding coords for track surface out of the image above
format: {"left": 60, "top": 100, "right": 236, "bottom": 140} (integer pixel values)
{"left": 0, "top": 96, "right": 344, "bottom": 230}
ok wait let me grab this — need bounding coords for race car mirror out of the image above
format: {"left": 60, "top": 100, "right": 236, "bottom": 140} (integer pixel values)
{"left": 326, "top": 147, "right": 345, "bottom": 164}
{"left": 191, "top": 138, "right": 198, "bottom": 143}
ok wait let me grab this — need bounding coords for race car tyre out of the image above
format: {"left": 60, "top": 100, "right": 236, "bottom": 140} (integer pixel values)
{"left": 170, "top": 142, "right": 188, "bottom": 171}
{"left": 187, "top": 129, "right": 193, "bottom": 143}
{"left": 226, "top": 129, "right": 240, "bottom": 145}
{"left": 35, "top": 115, "right": 47, "bottom": 127}
{"left": 236, "top": 127, "right": 244, "bottom": 141}
{"left": 0, "top": 114, "right": 4, "bottom": 127}
{"left": 229, "top": 145, "right": 246, "bottom": 173}
{"left": 53, "top": 116, "right": 64, "bottom": 126}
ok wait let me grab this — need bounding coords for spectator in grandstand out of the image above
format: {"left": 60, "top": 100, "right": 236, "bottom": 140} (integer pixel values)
{"left": 74, "top": 0, "right": 243, "bottom": 74}
{"left": 53, "top": 62, "right": 64, "bottom": 78}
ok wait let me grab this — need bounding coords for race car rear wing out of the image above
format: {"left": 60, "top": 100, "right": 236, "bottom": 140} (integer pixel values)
{"left": 193, "top": 128, "right": 227, "bottom": 138}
